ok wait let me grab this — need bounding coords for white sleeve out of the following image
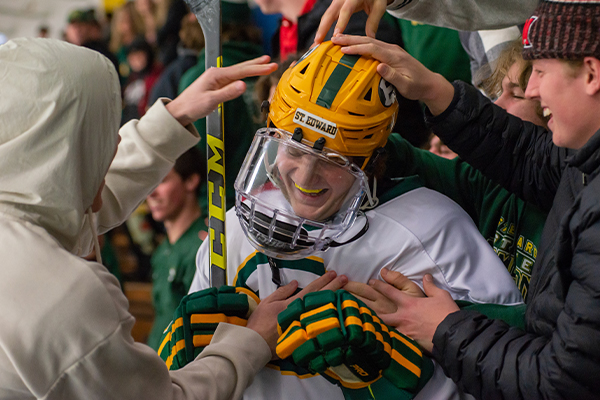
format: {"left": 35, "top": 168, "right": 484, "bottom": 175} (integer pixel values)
{"left": 376, "top": 189, "right": 523, "bottom": 306}
{"left": 97, "top": 99, "right": 199, "bottom": 234}
{"left": 385, "top": 0, "right": 538, "bottom": 31}
{"left": 34, "top": 257, "right": 269, "bottom": 400}
{"left": 47, "top": 300, "right": 269, "bottom": 400}
{"left": 190, "top": 238, "right": 211, "bottom": 293}
{"left": 176, "top": 323, "right": 272, "bottom": 400}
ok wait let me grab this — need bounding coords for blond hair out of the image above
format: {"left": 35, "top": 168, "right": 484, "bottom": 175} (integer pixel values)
{"left": 482, "top": 39, "right": 532, "bottom": 99}
{"left": 109, "top": 2, "right": 146, "bottom": 53}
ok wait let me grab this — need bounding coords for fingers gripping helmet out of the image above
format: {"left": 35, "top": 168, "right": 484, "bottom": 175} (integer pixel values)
{"left": 235, "top": 42, "right": 398, "bottom": 260}
{"left": 268, "top": 41, "right": 399, "bottom": 169}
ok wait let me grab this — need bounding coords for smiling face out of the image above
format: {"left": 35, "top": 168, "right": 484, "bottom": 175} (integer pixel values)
{"left": 526, "top": 58, "right": 594, "bottom": 149}
{"left": 275, "top": 144, "right": 357, "bottom": 221}
{"left": 495, "top": 61, "right": 547, "bottom": 128}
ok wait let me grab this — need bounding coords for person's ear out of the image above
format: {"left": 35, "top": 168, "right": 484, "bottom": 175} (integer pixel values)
{"left": 583, "top": 57, "right": 600, "bottom": 96}
{"left": 184, "top": 173, "right": 201, "bottom": 193}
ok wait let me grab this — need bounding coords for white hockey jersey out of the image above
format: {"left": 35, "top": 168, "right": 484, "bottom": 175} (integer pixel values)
{"left": 191, "top": 177, "right": 524, "bottom": 400}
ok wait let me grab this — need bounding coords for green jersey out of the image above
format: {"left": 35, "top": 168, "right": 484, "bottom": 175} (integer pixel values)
{"left": 147, "top": 217, "right": 208, "bottom": 350}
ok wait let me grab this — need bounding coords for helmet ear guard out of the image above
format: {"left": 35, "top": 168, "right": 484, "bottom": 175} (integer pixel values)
{"left": 363, "top": 147, "right": 387, "bottom": 177}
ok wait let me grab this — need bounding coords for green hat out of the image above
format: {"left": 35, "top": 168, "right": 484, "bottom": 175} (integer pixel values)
{"left": 67, "top": 9, "right": 97, "bottom": 24}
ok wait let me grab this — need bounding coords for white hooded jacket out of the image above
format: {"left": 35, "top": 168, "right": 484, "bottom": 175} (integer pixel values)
{"left": 0, "top": 38, "right": 269, "bottom": 400}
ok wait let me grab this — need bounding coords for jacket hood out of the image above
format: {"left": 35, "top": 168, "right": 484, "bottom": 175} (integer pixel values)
{"left": 0, "top": 38, "right": 121, "bottom": 252}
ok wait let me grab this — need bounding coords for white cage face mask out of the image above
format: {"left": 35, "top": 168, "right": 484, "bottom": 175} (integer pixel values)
{"left": 234, "top": 128, "right": 368, "bottom": 260}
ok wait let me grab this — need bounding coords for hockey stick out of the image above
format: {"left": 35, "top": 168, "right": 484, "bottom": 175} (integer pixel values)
{"left": 184, "top": 0, "right": 227, "bottom": 288}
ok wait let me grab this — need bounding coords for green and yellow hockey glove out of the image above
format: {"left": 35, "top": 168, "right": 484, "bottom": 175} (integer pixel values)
{"left": 276, "top": 290, "right": 432, "bottom": 395}
{"left": 158, "top": 285, "right": 260, "bottom": 370}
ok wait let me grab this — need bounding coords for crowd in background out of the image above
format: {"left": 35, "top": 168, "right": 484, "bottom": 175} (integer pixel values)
{"left": 3, "top": 0, "right": 600, "bottom": 398}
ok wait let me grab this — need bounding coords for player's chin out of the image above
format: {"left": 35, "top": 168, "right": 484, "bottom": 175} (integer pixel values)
{"left": 293, "top": 202, "right": 336, "bottom": 222}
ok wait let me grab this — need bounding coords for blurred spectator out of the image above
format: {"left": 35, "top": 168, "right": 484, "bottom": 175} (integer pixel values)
{"left": 112, "top": 222, "right": 154, "bottom": 282}
{"left": 426, "top": 40, "right": 549, "bottom": 180}
{"left": 64, "top": 8, "right": 120, "bottom": 76}
{"left": 482, "top": 39, "right": 549, "bottom": 128}
{"left": 125, "top": 202, "right": 159, "bottom": 261}
{"left": 134, "top": 0, "right": 187, "bottom": 66}
{"left": 110, "top": 1, "right": 147, "bottom": 86}
{"left": 459, "top": 26, "right": 522, "bottom": 89}
{"left": 121, "top": 36, "right": 163, "bottom": 124}
{"left": 255, "top": 0, "right": 405, "bottom": 62}
{"left": 148, "top": 11, "right": 204, "bottom": 105}
{"left": 37, "top": 25, "right": 50, "bottom": 38}
{"left": 145, "top": 147, "right": 208, "bottom": 350}
{"left": 250, "top": 5, "right": 281, "bottom": 56}
{"left": 428, "top": 134, "right": 458, "bottom": 159}
{"left": 134, "top": 0, "right": 162, "bottom": 45}
{"left": 155, "top": 0, "right": 189, "bottom": 66}
{"left": 254, "top": 54, "right": 300, "bottom": 121}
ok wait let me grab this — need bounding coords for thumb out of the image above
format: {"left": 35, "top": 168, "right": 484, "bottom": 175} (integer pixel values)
{"left": 377, "top": 63, "right": 402, "bottom": 91}
{"left": 266, "top": 281, "right": 299, "bottom": 303}
{"left": 422, "top": 274, "right": 443, "bottom": 297}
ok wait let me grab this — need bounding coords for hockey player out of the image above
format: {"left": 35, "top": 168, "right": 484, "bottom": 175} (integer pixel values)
{"left": 188, "top": 42, "right": 523, "bottom": 399}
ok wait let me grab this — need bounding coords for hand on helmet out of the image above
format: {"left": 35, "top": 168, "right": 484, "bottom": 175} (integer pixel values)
{"left": 330, "top": 35, "right": 455, "bottom": 116}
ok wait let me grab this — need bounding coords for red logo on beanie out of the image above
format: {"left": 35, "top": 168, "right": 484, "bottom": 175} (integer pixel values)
{"left": 523, "top": 16, "right": 538, "bottom": 48}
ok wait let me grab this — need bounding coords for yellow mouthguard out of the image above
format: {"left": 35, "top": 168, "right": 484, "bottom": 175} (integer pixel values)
{"left": 294, "top": 183, "right": 322, "bottom": 194}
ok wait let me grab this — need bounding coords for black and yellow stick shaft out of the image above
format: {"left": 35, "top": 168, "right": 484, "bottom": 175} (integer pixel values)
{"left": 183, "top": 0, "right": 227, "bottom": 288}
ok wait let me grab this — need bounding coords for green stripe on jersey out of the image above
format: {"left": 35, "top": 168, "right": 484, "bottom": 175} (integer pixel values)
{"left": 234, "top": 253, "right": 326, "bottom": 293}
{"left": 316, "top": 54, "right": 360, "bottom": 109}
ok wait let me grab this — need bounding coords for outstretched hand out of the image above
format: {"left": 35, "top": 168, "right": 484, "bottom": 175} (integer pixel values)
{"left": 330, "top": 35, "right": 455, "bottom": 116}
{"left": 314, "top": 0, "right": 390, "bottom": 44}
{"left": 343, "top": 268, "right": 425, "bottom": 315}
{"left": 376, "top": 274, "right": 459, "bottom": 352}
{"left": 247, "top": 270, "right": 348, "bottom": 358}
{"left": 166, "top": 55, "right": 278, "bottom": 126}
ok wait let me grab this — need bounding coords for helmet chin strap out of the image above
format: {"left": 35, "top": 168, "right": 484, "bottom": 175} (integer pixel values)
{"left": 360, "top": 176, "right": 379, "bottom": 211}
{"left": 86, "top": 207, "right": 103, "bottom": 264}
{"left": 329, "top": 210, "right": 370, "bottom": 248}
{"left": 359, "top": 146, "right": 384, "bottom": 211}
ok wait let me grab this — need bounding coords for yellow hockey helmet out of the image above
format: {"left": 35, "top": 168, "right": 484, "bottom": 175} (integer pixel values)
{"left": 268, "top": 41, "right": 399, "bottom": 170}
